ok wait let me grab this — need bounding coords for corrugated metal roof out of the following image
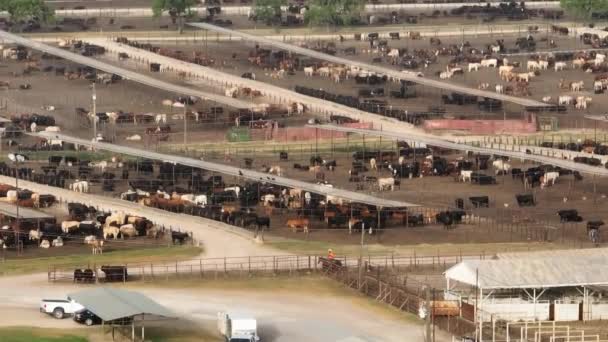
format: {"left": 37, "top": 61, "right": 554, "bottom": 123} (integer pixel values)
{"left": 0, "top": 201, "right": 53, "bottom": 219}
{"left": 68, "top": 287, "right": 175, "bottom": 321}
{"left": 445, "top": 255, "right": 608, "bottom": 290}
{"left": 497, "top": 248, "right": 608, "bottom": 260}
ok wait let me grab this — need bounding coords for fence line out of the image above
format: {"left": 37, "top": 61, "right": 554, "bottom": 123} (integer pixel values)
{"left": 47, "top": 251, "right": 493, "bottom": 281}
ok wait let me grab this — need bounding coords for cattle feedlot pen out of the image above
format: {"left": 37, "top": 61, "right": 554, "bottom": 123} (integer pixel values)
{"left": 313, "top": 124, "right": 608, "bottom": 176}
{"left": 0, "top": 30, "right": 255, "bottom": 109}
{"left": 34, "top": 131, "right": 419, "bottom": 208}
{"left": 188, "top": 22, "right": 549, "bottom": 108}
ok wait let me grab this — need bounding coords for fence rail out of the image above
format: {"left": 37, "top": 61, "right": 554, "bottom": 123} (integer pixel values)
{"left": 47, "top": 251, "right": 492, "bottom": 282}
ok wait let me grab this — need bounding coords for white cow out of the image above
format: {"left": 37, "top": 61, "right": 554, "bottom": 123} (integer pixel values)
{"left": 575, "top": 96, "right": 592, "bottom": 110}
{"left": 103, "top": 226, "right": 120, "bottom": 239}
{"left": 558, "top": 95, "right": 574, "bottom": 105}
{"left": 317, "top": 67, "right": 330, "bottom": 77}
{"left": 126, "top": 134, "right": 142, "bottom": 141}
{"left": 262, "top": 194, "right": 275, "bottom": 206}
{"left": 224, "top": 186, "right": 241, "bottom": 198}
{"left": 570, "top": 81, "right": 584, "bottom": 92}
{"left": 495, "top": 85, "right": 504, "bottom": 94}
{"left": 481, "top": 59, "right": 498, "bottom": 67}
{"left": 538, "top": 60, "right": 549, "bottom": 70}
{"left": 498, "top": 65, "right": 514, "bottom": 77}
{"left": 468, "top": 63, "right": 481, "bottom": 72}
{"left": 527, "top": 60, "right": 540, "bottom": 70}
{"left": 29, "top": 229, "right": 41, "bottom": 241}
{"left": 492, "top": 160, "right": 511, "bottom": 175}
{"left": 460, "top": 170, "right": 473, "bottom": 182}
{"left": 304, "top": 66, "right": 314, "bottom": 76}
{"left": 541, "top": 171, "right": 559, "bottom": 188}
{"left": 61, "top": 221, "right": 80, "bottom": 233}
{"left": 370, "top": 158, "right": 377, "bottom": 170}
{"left": 554, "top": 62, "right": 567, "bottom": 71}
{"left": 378, "top": 177, "right": 396, "bottom": 191}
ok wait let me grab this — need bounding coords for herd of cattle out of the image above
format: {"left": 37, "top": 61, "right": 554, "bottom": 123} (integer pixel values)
{"left": 0, "top": 195, "right": 189, "bottom": 252}
{"left": 0, "top": 127, "right": 593, "bottom": 238}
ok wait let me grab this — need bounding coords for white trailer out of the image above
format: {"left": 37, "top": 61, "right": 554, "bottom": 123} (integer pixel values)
{"left": 217, "top": 312, "right": 260, "bottom": 342}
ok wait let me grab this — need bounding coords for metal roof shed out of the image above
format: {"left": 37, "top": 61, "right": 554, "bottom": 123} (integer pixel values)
{"left": 444, "top": 256, "right": 608, "bottom": 329}
{"left": 68, "top": 287, "right": 176, "bottom": 341}
{"left": 445, "top": 257, "right": 608, "bottom": 290}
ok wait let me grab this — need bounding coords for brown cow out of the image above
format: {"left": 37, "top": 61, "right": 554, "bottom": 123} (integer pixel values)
{"left": 17, "top": 199, "right": 35, "bottom": 208}
{"left": 287, "top": 218, "right": 309, "bottom": 233}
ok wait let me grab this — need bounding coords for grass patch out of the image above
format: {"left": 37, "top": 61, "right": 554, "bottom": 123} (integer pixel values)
{"left": 0, "top": 327, "right": 87, "bottom": 342}
{"left": 160, "top": 136, "right": 397, "bottom": 158}
{"left": 0, "top": 326, "right": 217, "bottom": 342}
{"left": 0, "top": 245, "right": 203, "bottom": 275}
{"left": 267, "top": 239, "right": 563, "bottom": 257}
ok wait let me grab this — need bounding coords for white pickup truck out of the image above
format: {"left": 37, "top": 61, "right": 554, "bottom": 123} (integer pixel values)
{"left": 40, "top": 297, "right": 84, "bottom": 319}
{"left": 218, "top": 312, "right": 261, "bottom": 342}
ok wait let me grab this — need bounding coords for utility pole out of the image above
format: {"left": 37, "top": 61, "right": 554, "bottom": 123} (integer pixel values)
{"left": 15, "top": 159, "right": 20, "bottom": 256}
{"left": 358, "top": 223, "right": 365, "bottom": 290}
{"left": 183, "top": 104, "right": 187, "bottom": 150}
{"left": 425, "top": 286, "right": 431, "bottom": 342}
{"left": 91, "top": 83, "right": 97, "bottom": 141}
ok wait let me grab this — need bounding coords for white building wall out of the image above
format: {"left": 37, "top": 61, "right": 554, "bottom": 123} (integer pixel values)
{"left": 590, "top": 304, "right": 608, "bottom": 320}
{"left": 480, "top": 303, "right": 550, "bottom": 322}
{"left": 554, "top": 304, "right": 579, "bottom": 321}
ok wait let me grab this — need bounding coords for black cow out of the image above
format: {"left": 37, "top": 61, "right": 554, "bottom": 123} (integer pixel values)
{"left": 101, "top": 265, "right": 127, "bottom": 282}
{"left": 436, "top": 210, "right": 466, "bottom": 229}
{"left": 557, "top": 209, "right": 583, "bottom": 222}
{"left": 327, "top": 215, "right": 348, "bottom": 228}
{"left": 469, "top": 196, "right": 489, "bottom": 208}
{"left": 171, "top": 231, "right": 189, "bottom": 244}
{"left": 516, "top": 194, "right": 535, "bottom": 207}
{"left": 73, "top": 268, "right": 95, "bottom": 283}
{"left": 241, "top": 72, "right": 255, "bottom": 80}
{"left": 256, "top": 216, "right": 270, "bottom": 230}
{"left": 406, "top": 214, "right": 424, "bottom": 227}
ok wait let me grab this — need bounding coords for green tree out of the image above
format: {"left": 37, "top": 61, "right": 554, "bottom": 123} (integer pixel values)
{"left": 152, "top": 0, "right": 196, "bottom": 33}
{"left": 305, "top": 0, "right": 364, "bottom": 27}
{"left": 0, "top": 0, "right": 54, "bottom": 23}
{"left": 252, "top": 0, "right": 286, "bottom": 26}
{"left": 560, "top": 0, "right": 608, "bottom": 19}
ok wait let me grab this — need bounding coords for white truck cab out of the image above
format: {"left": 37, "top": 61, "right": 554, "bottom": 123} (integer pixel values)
{"left": 217, "top": 312, "right": 260, "bottom": 342}
{"left": 40, "top": 296, "right": 84, "bottom": 319}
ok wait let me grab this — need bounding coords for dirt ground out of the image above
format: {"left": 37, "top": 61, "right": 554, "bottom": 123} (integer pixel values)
{"left": 0, "top": 274, "right": 438, "bottom": 342}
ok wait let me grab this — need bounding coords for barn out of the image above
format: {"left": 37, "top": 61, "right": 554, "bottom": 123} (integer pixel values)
{"left": 445, "top": 249, "right": 608, "bottom": 329}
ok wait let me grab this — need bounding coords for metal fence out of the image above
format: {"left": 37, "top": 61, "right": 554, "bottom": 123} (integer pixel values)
{"left": 46, "top": 252, "right": 490, "bottom": 282}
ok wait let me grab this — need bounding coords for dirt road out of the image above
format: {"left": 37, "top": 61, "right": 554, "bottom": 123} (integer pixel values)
{"left": 0, "top": 274, "right": 443, "bottom": 342}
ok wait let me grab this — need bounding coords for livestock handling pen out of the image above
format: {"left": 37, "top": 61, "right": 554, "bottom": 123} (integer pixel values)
{"left": 0, "top": 30, "right": 255, "bottom": 110}
{"left": 34, "top": 131, "right": 418, "bottom": 208}
{"left": 0, "top": 201, "right": 55, "bottom": 255}
{"left": 312, "top": 124, "right": 608, "bottom": 176}
{"left": 187, "top": 22, "right": 550, "bottom": 109}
